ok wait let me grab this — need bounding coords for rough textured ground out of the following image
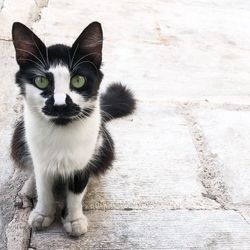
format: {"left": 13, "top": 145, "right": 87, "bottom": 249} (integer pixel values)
{"left": 1, "top": 0, "right": 250, "bottom": 249}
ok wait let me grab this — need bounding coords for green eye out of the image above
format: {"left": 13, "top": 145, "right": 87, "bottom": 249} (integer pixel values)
{"left": 71, "top": 75, "right": 86, "bottom": 89}
{"left": 34, "top": 76, "right": 49, "bottom": 89}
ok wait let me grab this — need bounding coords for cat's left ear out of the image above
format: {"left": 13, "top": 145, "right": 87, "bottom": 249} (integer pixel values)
{"left": 12, "top": 22, "right": 47, "bottom": 67}
{"left": 71, "top": 22, "right": 103, "bottom": 69}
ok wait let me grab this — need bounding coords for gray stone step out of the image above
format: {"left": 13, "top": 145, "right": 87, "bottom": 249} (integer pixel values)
{"left": 84, "top": 102, "right": 218, "bottom": 210}
{"left": 30, "top": 210, "right": 250, "bottom": 250}
{"left": 195, "top": 109, "right": 250, "bottom": 205}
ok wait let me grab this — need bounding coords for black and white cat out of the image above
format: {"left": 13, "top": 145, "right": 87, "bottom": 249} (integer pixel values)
{"left": 11, "top": 22, "right": 135, "bottom": 237}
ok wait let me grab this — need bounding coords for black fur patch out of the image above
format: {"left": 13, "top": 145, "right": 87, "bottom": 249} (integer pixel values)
{"left": 42, "top": 94, "right": 81, "bottom": 117}
{"left": 61, "top": 206, "right": 68, "bottom": 219}
{"left": 51, "top": 107, "right": 95, "bottom": 126}
{"left": 51, "top": 118, "right": 73, "bottom": 126}
{"left": 85, "top": 126, "right": 115, "bottom": 176}
{"left": 11, "top": 119, "right": 32, "bottom": 168}
{"left": 101, "top": 82, "right": 136, "bottom": 122}
{"left": 48, "top": 44, "right": 70, "bottom": 68}
{"left": 68, "top": 170, "right": 90, "bottom": 194}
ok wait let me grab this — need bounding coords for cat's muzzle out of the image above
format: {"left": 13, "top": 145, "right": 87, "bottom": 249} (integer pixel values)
{"left": 42, "top": 94, "right": 81, "bottom": 119}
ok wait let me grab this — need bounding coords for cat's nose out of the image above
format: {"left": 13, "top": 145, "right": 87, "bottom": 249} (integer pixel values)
{"left": 53, "top": 93, "right": 73, "bottom": 106}
{"left": 54, "top": 93, "right": 66, "bottom": 106}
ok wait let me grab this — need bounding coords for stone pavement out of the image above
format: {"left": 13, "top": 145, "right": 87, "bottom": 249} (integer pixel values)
{"left": 1, "top": 0, "right": 250, "bottom": 249}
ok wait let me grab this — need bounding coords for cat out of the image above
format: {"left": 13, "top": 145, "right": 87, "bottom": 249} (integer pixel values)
{"left": 10, "top": 22, "right": 136, "bottom": 237}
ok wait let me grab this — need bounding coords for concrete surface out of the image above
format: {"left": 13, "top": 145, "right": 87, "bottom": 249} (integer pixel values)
{"left": 1, "top": 0, "right": 250, "bottom": 249}
{"left": 84, "top": 103, "right": 219, "bottom": 211}
{"left": 32, "top": 0, "right": 250, "bottom": 100}
{"left": 0, "top": 0, "right": 4, "bottom": 10}
{"left": 195, "top": 109, "right": 250, "bottom": 205}
{"left": 0, "top": 41, "right": 25, "bottom": 250}
{"left": 30, "top": 210, "right": 250, "bottom": 250}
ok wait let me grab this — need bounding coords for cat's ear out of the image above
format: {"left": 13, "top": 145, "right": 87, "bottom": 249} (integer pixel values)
{"left": 71, "top": 22, "right": 103, "bottom": 69}
{"left": 12, "top": 22, "right": 47, "bottom": 67}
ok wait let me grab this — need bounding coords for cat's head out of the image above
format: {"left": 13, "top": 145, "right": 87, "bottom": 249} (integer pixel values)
{"left": 12, "top": 22, "right": 103, "bottom": 125}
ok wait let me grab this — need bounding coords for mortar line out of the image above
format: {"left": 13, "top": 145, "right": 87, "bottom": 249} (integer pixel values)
{"left": 232, "top": 209, "right": 250, "bottom": 225}
{"left": 0, "top": 38, "right": 12, "bottom": 42}
{"left": 137, "top": 99, "right": 250, "bottom": 111}
{"left": 177, "top": 104, "right": 231, "bottom": 208}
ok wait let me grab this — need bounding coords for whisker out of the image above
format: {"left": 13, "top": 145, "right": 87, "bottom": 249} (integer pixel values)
{"left": 46, "top": 46, "right": 49, "bottom": 67}
{"left": 16, "top": 48, "right": 46, "bottom": 68}
{"left": 87, "top": 160, "right": 99, "bottom": 170}
{"left": 70, "top": 43, "right": 79, "bottom": 70}
{"left": 82, "top": 40, "right": 103, "bottom": 48}
{"left": 99, "top": 126, "right": 114, "bottom": 152}
{"left": 71, "top": 52, "right": 100, "bottom": 72}
{"left": 18, "top": 58, "right": 44, "bottom": 70}
{"left": 32, "top": 36, "right": 48, "bottom": 68}
{"left": 100, "top": 110, "right": 114, "bottom": 122}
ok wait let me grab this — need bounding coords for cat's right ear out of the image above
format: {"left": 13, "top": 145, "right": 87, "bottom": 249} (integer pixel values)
{"left": 71, "top": 22, "right": 103, "bottom": 69}
{"left": 12, "top": 22, "right": 47, "bottom": 67}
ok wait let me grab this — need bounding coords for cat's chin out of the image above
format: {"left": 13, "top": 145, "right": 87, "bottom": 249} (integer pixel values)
{"left": 50, "top": 117, "right": 74, "bottom": 126}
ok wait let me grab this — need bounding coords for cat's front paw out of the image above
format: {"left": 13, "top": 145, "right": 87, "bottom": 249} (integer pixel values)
{"left": 62, "top": 215, "right": 88, "bottom": 237}
{"left": 28, "top": 209, "right": 55, "bottom": 230}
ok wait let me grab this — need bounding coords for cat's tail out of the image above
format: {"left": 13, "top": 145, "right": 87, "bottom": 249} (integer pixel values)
{"left": 100, "top": 82, "right": 136, "bottom": 122}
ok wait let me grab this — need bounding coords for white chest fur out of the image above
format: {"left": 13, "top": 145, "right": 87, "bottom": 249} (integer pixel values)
{"left": 24, "top": 103, "right": 101, "bottom": 177}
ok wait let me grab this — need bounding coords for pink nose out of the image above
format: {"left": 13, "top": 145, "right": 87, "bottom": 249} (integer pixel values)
{"left": 53, "top": 93, "right": 66, "bottom": 106}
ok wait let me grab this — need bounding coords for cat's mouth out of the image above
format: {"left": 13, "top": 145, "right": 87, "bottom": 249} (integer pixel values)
{"left": 42, "top": 104, "right": 81, "bottom": 125}
{"left": 50, "top": 117, "right": 75, "bottom": 125}
{"left": 41, "top": 94, "right": 81, "bottom": 123}
{"left": 42, "top": 104, "right": 95, "bottom": 125}
{"left": 42, "top": 104, "right": 81, "bottom": 118}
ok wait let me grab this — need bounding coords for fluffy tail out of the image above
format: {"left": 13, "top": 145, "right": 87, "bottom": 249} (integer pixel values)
{"left": 100, "top": 82, "right": 136, "bottom": 122}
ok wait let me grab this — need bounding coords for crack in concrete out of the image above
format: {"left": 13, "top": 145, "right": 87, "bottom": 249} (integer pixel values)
{"left": 0, "top": 0, "right": 5, "bottom": 11}
{"left": 178, "top": 104, "right": 231, "bottom": 207}
{"left": 0, "top": 38, "right": 12, "bottom": 42}
{"left": 179, "top": 104, "right": 250, "bottom": 225}
{"left": 0, "top": 170, "right": 27, "bottom": 250}
{"left": 235, "top": 210, "right": 250, "bottom": 226}
{"left": 26, "top": 0, "right": 49, "bottom": 28}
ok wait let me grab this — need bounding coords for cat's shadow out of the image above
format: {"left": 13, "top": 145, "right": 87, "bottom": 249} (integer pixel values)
{"left": 83, "top": 176, "right": 111, "bottom": 210}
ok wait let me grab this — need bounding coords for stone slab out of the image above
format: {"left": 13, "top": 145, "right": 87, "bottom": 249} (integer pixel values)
{"left": 82, "top": 102, "right": 218, "bottom": 210}
{"left": 0, "top": 41, "right": 24, "bottom": 250}
{"left": 0, "top": 0, "right": 4, "bottom": 10}
{"left": 0, "top": 170, "right": 27, "bottom": 250}
{"left": 32, "top": 0, "right": 250, "bottom": 100}
{"left": 30, "top": 210, "right": 250, "bottom": 250}
{"left": 0, "top": 41, "right": 19, "bottom": 186}
{"left": 195, "top": 109, "right": 250, "bottom": 205}
{"left": 33, "top": 0, "right": 159, "bottom": 44}
{"left": 0, "top": 0, "right": 35, "bottom": 40}
{"left": 6, "top": 203, "right": 32, "bottom": 250}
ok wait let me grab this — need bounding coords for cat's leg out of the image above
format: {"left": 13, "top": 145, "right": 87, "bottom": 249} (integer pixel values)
{"left": 19, "top": 173, "right": 36, "bottom": 199}
{"left": 62, "top": 171, "right": 89, "bottom": 237}
{"left": 28, "top": 168, "right": 56, "bottom": 229}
